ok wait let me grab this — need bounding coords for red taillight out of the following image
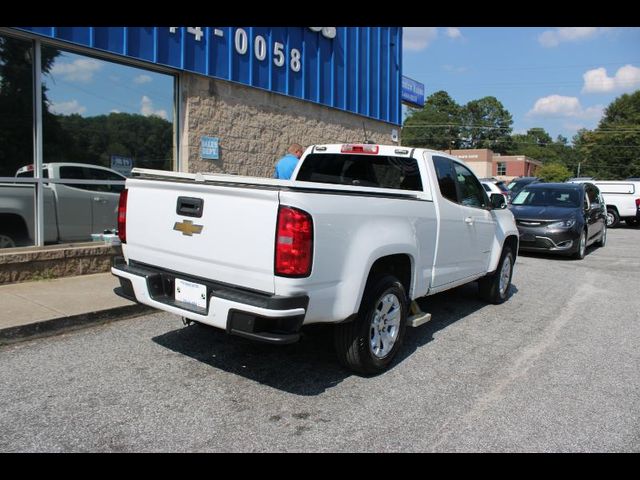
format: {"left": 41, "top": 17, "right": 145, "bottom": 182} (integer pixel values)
{"left": 341, "top": 144, "right": 379, "bottom": 154}
{"left": 636, "top": 198, "right": 640, "bottom": 208}
{"left": 117, "top": 188, "right": 128, "bottom": 243}
{"left": 275, "top": 206, "right": 313, "bottom": 277}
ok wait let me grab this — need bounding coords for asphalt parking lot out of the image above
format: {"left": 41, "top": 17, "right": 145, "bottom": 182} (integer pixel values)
{"left": 0, "top": 227, "right": 638, "bottom": 452}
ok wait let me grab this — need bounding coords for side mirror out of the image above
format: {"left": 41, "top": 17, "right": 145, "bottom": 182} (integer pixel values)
{"left": 490, "top": 193, "right": 507, "bottom": 209}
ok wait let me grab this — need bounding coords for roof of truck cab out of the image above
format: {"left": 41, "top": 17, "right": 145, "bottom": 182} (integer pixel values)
{"left": 309, "top": 144, "right": 461, "bottom": 157}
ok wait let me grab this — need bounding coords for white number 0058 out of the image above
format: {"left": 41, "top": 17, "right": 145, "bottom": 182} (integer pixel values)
{"left": 169, "top": 27, "right": 335, "bottom": 74}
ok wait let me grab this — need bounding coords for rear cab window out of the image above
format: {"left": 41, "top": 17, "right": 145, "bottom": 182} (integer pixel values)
{"left": 296, "top": 153, "right": 423, "bottom": 192}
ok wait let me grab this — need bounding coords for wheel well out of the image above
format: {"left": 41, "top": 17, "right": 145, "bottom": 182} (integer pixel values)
{"left": 366, "top": 254, "right": 412, "bottom": 298}
{"left": 0, "top": 214, "right": 29, "bottom": 239}
{"left": 504, "top": 235, "right": 519, "bottom": 257}
{"left": 606, "top": 205, "right": 619, "bottom": 214}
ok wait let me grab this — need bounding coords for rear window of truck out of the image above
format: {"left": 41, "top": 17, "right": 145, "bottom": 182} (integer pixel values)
{"left": 296, "top": 153, "right": 423, "bottom": 191}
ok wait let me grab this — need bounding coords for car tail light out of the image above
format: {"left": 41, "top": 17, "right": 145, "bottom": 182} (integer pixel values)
{"left": 117, "top": 188, "right": 128, "bottom": 243}
{"left": 275, "top": 206, "right": 313, "bottom": 277}
{"left": 636, "top": 198, "right": 640, "bottom": 208}
{"left": 341, "top": 144, "right": 379, "bottom": 154}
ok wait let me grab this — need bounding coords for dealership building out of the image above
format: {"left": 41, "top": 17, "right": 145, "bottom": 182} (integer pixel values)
{"left": 450, "top": 149, "right": 542, "bottom": 182}
{"left": 0, "top": 27, "right": 406, "bottom": 265}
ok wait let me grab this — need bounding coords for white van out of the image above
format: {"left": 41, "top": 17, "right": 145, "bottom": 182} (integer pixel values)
{"left": 568, "top": 180, "right": 640, "bottom": 227}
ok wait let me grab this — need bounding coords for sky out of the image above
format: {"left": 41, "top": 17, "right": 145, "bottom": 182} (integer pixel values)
{"left": 44, "top": 50, "right": 175, "bottom": 122}
{"left": 42, "top": 27, "right": 640, "bottom": 147}
{"left": 401, "top": 27, "right": 640, "bottom": 144}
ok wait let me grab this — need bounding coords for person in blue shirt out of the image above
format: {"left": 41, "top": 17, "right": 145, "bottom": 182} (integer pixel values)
{"left": 273, "top": 143, "right": 304, "bottom": 179}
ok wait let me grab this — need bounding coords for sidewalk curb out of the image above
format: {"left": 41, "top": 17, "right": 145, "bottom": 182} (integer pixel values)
{"left": 0, "top": 304, "right": 154, "bottom": 346}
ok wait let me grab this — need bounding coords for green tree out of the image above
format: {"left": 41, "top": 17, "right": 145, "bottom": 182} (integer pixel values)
{"left": 56, "top": 112, "right": 173, "bottom": 171}
{"left": 574, "top": 91, "right": 640, "bottom": 179}
{"left": 506, "top": 127, "right": 578, "bottom": 171}
{"left": 461, "top": 96, "right": 514, "bottom": 153}
{"left": 402, "top": 91, "right": 463, "bottom": 150}
{"left": 537, "top": 162, "right": 572, "bottom": 182}
{"left": 0, "top": 37, "right": 62, "bottom": 176}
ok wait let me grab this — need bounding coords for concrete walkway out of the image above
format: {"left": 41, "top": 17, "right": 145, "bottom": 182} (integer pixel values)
{"left": 0, "top": 272, "right": 152, "bottom": 345}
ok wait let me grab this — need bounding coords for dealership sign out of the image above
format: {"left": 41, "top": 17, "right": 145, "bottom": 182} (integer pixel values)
{"left": 401, "top": 76, "right": 425, "bottom": 108}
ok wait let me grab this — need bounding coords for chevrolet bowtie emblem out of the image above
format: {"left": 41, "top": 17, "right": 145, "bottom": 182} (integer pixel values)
{"left": 173, "top": 219, "right": 204, "bottom": 236}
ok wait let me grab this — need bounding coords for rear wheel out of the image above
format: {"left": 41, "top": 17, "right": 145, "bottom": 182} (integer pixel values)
{"left": 606, "top": 208, "right": 619, "bottom": 228}
{"left": 625, "top": 218, "right": 639, "bottom": 228}
{"left": 478, "top": 246, "right": 514, "bottom": 304}
{"left": 334, "top": 275, "right": 408, "bottom": 376}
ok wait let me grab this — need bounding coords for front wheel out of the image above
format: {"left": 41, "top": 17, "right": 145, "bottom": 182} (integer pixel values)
{"left": 478, "top": 246, "right": 514, "bottom": 304}
{"left": 334, "top": 275, "right": 408, "bottom": 376}
{"left": 573, "top": 229, "right": 587, "bottom": 260}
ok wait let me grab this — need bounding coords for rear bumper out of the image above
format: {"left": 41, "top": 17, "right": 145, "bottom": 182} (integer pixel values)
{"left": 111, "top": 257, "right": 308, "bottom": 345}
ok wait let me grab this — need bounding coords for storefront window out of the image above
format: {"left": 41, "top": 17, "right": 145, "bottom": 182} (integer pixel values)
{"left": 0, "top": 35, "right": 177, "bottom": 249}
{"left": 0, "top": 34, "right": 35, "bottom": 248}
{"left": 40, "top": 47, "right": 175, "bottom": 244}
{"left": 41, "top": 46, "right": 175, "bottom": 173}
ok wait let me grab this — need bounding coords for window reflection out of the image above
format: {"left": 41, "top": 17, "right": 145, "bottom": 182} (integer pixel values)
{"left": 0, "top": 33, "right": 176, "bottom": 249}
{"left": 40, "top": 47, "right": 175, "bottom": 243}
{"left": 0, "top": 35, "right": 35, "bottom": 247}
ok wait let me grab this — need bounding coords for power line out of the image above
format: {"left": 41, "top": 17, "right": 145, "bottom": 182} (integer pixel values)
{"left": 411, "top": 59, "right": 640, "bottom": 75}
{"left": 402, "top": 124, "right": 640, "bottom": 134}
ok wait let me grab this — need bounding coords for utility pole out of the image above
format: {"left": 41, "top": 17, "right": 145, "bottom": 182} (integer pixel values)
{"left": 577, "top": 162, "right": 581, "bottom": 177}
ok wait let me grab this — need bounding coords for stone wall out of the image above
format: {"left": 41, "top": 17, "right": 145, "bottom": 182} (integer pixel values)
{"left": 180, "top": 73, "right": 400, "bottom": 176}
{"left": 0, "top": 243, "right": 121, "bottom": 285}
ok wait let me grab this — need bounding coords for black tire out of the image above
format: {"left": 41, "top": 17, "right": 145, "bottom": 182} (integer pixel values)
{"left": 572, "top": 229, "right": 587, "bottom": 260}
{"left": 334, "top": 275, "right": 408, "bottom": 376}
{"left": 606, "top": 208, "right": 620, "bottom": 228}
{"left": 596, "top": 225, "right": 607, "bottom": 247}
{"left": 625, "top": 218, "right": 639, "bottom": 228}
{"left": 478, "top": 246, "right": 514, "bottom": 304}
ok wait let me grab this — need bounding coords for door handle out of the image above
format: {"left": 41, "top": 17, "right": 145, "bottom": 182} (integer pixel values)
{"left": 464, "top": 217, "right": 474, "bottom": 225}
{"left": 93, "top": 197, "right": 107, "bottom": 203}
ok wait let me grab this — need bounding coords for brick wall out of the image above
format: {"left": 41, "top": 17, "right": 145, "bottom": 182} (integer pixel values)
{"left": 180, "top": 73, "right": 399, "bottom": 176}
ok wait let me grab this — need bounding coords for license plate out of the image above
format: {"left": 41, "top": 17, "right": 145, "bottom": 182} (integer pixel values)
{"left": 175, "top": 278, "right": 207, "bottom": 309}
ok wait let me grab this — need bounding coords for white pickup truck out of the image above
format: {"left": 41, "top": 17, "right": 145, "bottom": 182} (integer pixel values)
{"left": 112, "top": 144, "right": 519, "bottom": 374}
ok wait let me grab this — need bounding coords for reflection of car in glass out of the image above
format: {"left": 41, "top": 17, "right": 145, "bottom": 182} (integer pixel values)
{"left": 510, "top": 182, "right": 607, "bottom": 260}
{"left": 507, "top": 176, "right": 543, "bottom": 198}
{"left": 1, "top": 163, "right": 126, "bottom": 248}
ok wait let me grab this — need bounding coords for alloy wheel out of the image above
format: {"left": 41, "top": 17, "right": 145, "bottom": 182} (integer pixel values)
{"left": 498, "top": 254, "right": 512, "bottom": 296}
{"left": 370, "top": 293, "right": 401, "bottom": 359}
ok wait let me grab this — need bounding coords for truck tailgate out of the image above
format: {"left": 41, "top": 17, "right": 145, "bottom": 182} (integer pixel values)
{"left": 124, "top": 178, "right": 279, "bottom": 294}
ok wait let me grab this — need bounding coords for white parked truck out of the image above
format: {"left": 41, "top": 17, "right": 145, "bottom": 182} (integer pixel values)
{"left": 112, "top": 144, "right": 519, "bottom": 374}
